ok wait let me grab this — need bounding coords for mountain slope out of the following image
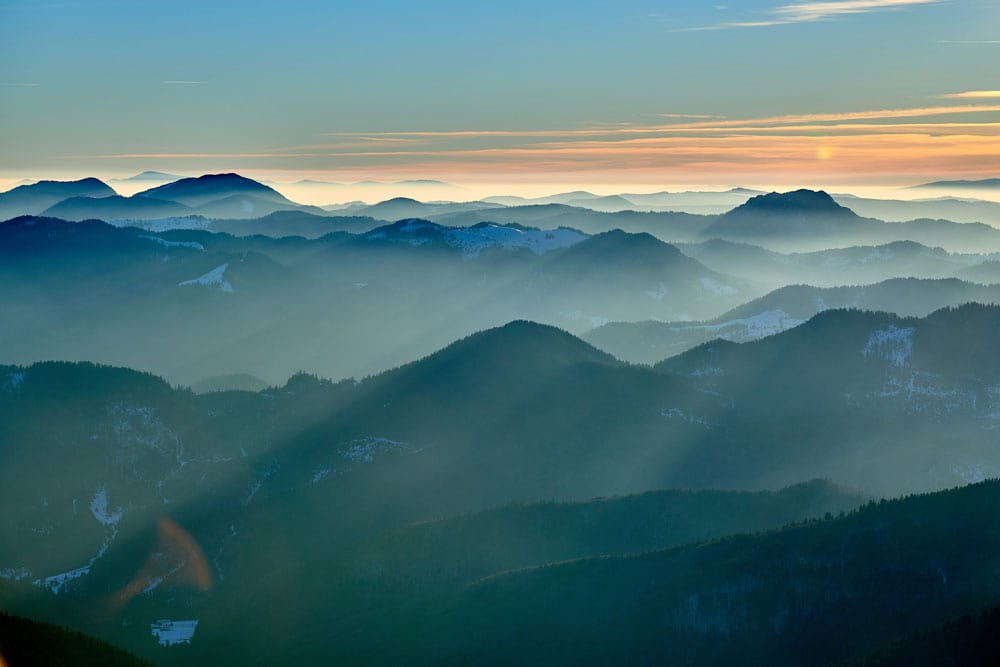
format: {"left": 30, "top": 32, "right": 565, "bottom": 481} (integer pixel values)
{"left": 42, "top": 195, "right": 192, "bottom": 221}
{"left": 679, "top": 239, "right": 979, "bottom": 290}
{"left": 0, "top": 611, "right": 153, "bottom": 667}
{"left": 136, "top": 173, "right": 295, "bottom": 207}
{"left": 704, "top": 189, "right": 865, "bottom": 241}
{"left": 365, "top": 480, "right": 1000, "bottom": 666}
{"left": 584, "top": 278, "right": 1000, "bottom": 364}
{"left": 0, "top": 217, "right": 752, "bottom": 384}
{"left": 701, "top": 190, "right": 1000, "bottom": 253}
{"left": 0, "top": 178, "right": 116, "bottom": 220}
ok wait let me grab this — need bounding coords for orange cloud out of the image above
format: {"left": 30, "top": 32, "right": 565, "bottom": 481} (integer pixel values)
{"left": 56, "top": 103, "right": 1000, "bottom": 188}
{"left": 941, "top": 91, "right": 1000, "bottom": 99}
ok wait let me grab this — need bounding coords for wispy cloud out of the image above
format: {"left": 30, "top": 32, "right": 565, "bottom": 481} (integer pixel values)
{"left": 329, "top": 105, "right": 1000, "bottom": 140}
{"left": 938, "top": 39, "right": 1000, "bottom": 44}
{"left": 941, "top": 90, "right": 1000, "bottom": 99}
{"left": 684, "top": 0, "right": 941, "bottom": 30}
{"left": 1, "top": 82, "right": 40, "bottom": 87}
{"left": 159, "top": 80, "right": 205, "bottom": 85}
{"left": 54, "top": 102, "right": 1000, "bottom": 186}
{"left": 769, "top": 0, "right": 939, "bottom": 22}
{"left": 658, "top": 113, "right": 726, "bottom": 120}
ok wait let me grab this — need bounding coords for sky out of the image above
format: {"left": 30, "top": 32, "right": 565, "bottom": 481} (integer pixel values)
{"left": 1, "top": 0, "right": 998, "bottom": 198}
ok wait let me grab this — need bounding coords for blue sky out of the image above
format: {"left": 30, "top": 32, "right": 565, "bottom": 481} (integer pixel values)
{"left": 1, "top": 0, "right": 998, "bottom": 192}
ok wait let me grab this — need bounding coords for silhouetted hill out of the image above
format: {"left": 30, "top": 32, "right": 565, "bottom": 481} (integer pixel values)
{"left": 695, "top": 190, "right": 1000, "bottom": 253}
{"left": 42, "top": 195, "right": 192, "bottom": 221}
{"left": 137, "top": 173, "right": 294, "bottom": 207}
{"left": 373, "top": 319, "right": 621, "bottom": 390}
{"left": 0, "top": 178, "right": 116, "bottom": 219}
{"left": 355, "top": 197, "right": 497, "bottom": 221}
{"left": 705, "top": 189, "right": 865, "bottom": 240}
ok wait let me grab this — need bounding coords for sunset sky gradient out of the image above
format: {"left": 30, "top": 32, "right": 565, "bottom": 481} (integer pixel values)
{"left": 1, "top": 0, "right": 998, "bottom": 195}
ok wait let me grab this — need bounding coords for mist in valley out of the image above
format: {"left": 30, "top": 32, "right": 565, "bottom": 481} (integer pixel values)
{"left": 3, "top": 171, "right": 1000, "bottom": 665}
{"left": 4, "top": 0, "right": 1000, "bottom": 662}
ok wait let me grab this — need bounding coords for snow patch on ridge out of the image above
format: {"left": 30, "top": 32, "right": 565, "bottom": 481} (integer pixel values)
{"left": 339, "top": 437, "right": 410, "bottom": 463}
{"left": 179, "top": 264, "right": 233, "bottom": 292}
{"left": 0, "top": 567, "right": 31, "bottom": 582}
{"left": 863, "top": 325, "right": 915, "bottom": 367}
{"left": 2, "top": 371, "right": 26, "bottom": 391}
{"left": 661, "top": 408, "right": 713, "bottom": 429}
{"left": 953, "top": 462, "right": 987, "bottom": 484}
{"left": 36, "top": 566, "right": 90, "bottom": 595}
{"left": 697, "top": 310, "right": 805, "bottom": 342}
{"left": 139, "top": 235, "right": 204, "bottom": 251}
{"left": 90, "top": 486, "right": 123, "bottom": 527}
{"left": 443, "top": 224, "right": 584, "bottom": 257}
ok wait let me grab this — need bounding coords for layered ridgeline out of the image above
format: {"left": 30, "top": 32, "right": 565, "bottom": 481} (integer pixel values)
{"left": 584, "top": 278, "right": 1000, "bottom": 364}
{"left": 0, "top": 216, "right": 754, "bottom": 385}
{"left": 677, "top": 238, "right": 999, "bottom": 290}
{"left": 349, "top": 481, "right": 1000, "bottom": 666}
{"left": 5, "top": 212, "right": 998, "bottom": 386}
{"left": 698, "top": 189, "right": 1000, "bottom": 253}
{"left": 2, "top": 308, "right": 1000, "bottom": 662}
{"left": 7, "top": 177, "right": 1000, "bottom": 254}
{"left": 40, "top": 174, "right": 330, "bottom": 221}
{"left": 0, "top": 178, "right": 116, "bottom": 219}
{"left": 3, "top": 307, "right": 999, "bottom": 545}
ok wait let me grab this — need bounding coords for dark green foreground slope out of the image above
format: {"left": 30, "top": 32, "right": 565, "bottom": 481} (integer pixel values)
{"left": 0, "top": 612, "right": 151, "bottom": 667}
{"left": 343, "top": 481, "right": 1000, "bottom": 666}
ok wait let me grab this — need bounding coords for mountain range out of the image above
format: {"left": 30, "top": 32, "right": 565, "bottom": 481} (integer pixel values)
{"left": 7, "top": 175, "right": 1000, "bottom": 255}
{"left": 6, "top": 171, "right": 1000, "bottom": 664}
{"left": 584, "top": 278, "right": 1000, "bottom": 364}
{"left": 0, "top": 216, "right": 754, "bottom": 384}
{"left": 3, "top": 306, "right": 1000, "bottom": 664}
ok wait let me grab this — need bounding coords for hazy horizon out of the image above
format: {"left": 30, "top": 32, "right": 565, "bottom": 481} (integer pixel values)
{"left": 5, "top": 171, "right": 1000, "bottom": 208}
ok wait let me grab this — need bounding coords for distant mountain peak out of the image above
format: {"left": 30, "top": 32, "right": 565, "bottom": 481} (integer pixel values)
{"left": 735, "top": 189, "right": 852, "bottom": 215}
{"left": 135, "top": 173, "right": 294, "bottom": 208}
{"left": 2, "top": 177, "right": 114, "bottom": 196}
{"left": 394, "top": 319, "right": 621, "bottom": 380}
{"left": 913, "top": 178, "right": 1000, "bottom": 189}
{"left": 380, "top": 196, "right": 421, "bottom": 205}
{"left": 558, "top": 229, "right": 686, "bottom": 263}
{"left": 703, "top": 189, "right": 864, "bottom": 242}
